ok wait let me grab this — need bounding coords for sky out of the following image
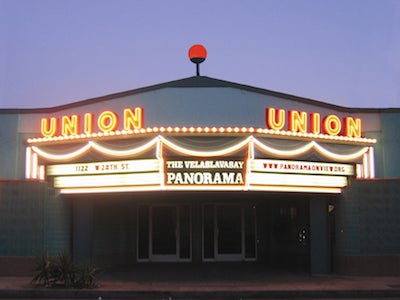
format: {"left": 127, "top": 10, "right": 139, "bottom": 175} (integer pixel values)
{"left": 0, "top": 0, "right": 399, "bottom": 109}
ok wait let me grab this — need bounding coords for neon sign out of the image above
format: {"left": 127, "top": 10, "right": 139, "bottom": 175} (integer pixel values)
{"left": 266, "top": 108, "right": 362, "bottom": 138}
{"left": 41, "top": 107, "right": 143, "bottom": 137}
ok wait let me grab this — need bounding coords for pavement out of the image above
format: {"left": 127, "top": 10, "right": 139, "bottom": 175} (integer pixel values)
{"left": 0, "top": 264, "right": 400, "bottom": 299}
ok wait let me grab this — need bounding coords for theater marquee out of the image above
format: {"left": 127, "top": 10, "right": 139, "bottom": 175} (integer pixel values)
{"left": 27, "top": 104, "right": 376, "bottom": 194}
{"left": 37, "top": 133, "right": 367, "bottom": 194}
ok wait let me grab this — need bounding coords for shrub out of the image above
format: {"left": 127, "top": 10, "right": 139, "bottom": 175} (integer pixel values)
{"left": 31, "top": 250, "right": 101, "bottom": 289}
{"left": 31, "top": 251, "right": 56, "bottom": 287}
{"left": 53, "top": 250, "right": 77, "bottom": 288}
{"left": 75, "top": 262, "right": 102, "bottom": 288}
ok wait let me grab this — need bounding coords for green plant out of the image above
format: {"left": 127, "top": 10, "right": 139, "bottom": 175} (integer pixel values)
{"left": 31, "top": 251, "right": 55, "bottom": 287}
{"left": 75, "top": 262, "right": 102, "bottom": 289}
{"left": 53, "top": 250, "right": 77, "bottom": 288}
{"left": 31, "top": 250, "right": 102, "bottom": 289}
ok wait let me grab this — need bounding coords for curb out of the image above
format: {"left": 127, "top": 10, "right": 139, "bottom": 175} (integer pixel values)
{"left": 2, "top": 288, "right": 400, "bottom": 299}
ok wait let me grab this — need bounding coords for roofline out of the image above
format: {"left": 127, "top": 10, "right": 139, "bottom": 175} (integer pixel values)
{"left": 1, "top": 76, "right": 399, "bottom": 114}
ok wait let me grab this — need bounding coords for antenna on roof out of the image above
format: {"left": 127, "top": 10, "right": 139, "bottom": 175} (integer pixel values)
{"left": 188, "top": 44, "right": 207, "bottom": 76}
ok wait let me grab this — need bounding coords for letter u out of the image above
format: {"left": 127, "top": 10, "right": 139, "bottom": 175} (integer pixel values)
{"left": 41, "top": 117, "right": 58, "bottom": 137}
{"left": 266, "top": 108, "right": 285, "bottom": 130}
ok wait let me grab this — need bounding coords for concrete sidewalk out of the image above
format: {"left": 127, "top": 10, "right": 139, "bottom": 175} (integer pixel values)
{"left": 1, "top": 272, "right": 400, "bottom": 299}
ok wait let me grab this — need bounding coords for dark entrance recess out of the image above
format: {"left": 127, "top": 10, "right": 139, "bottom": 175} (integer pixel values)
{"left": 270, "top": 199, "right": 310, "bottom": 271}
{"left": 89, "top": 192, "right": 332, "bottom": 274}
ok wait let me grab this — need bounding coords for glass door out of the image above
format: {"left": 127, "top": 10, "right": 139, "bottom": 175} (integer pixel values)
{"left": 216, "top": 205, "right": 243, "bottom": 260}
{"left": 151, "top": 206, "right": 178, "bottom": 261}
{"left": 203, "top": 204, "right": 256, "bottom": 261}
{"left": 137, "top": 205, "right": 192, "bottom": 262}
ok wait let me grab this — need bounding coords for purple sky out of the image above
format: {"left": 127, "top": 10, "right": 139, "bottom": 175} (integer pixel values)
{"left": 1, "top": 0, "right": 399, "bottom": 109}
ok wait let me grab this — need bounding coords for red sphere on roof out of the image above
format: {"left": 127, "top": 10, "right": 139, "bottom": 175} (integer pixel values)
{"left": 188, "top": 44, "right": 207, "bottom": 64}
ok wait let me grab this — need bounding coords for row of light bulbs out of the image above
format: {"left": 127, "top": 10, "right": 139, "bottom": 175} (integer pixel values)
{"left": 27, "top": 126, "right": 377, "bottom": 144}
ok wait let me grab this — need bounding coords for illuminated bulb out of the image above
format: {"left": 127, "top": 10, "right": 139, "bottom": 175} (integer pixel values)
{"left": 189, "top": 127, "right": 195, "bottom": 132}
{"left": 174, "top": 127, "right": 180, "bottom": 132}
{"left": 249, "top": 127, "right": 254, "bottom": 132}
{"left": 234, "top": 127, "right": 240, "bottom": 133}
{"left": 204, "top": 127, "right": 210, "bottom": 132}
{"left": 219, "top": 127, "right": 225, "bottom": 132}
{"left": 197, "top": 127, "right": 202, "bottom": 132}
{"left": 227, "top": 127, "right": 233, "bottom": 132}
{"left": 160, "top": 127, "right": 165, "bottom": 132}
{"left": 241, "top": 127, "right": 247, "bottom": 132}
{"left": 152, "top": 127, "right": 159, "bottom": 132}
{"left": 167, "top": 127, "right": 173, "bottom": 132}
{"left": 212, "top": 127, "right": 217, "bottom": 132}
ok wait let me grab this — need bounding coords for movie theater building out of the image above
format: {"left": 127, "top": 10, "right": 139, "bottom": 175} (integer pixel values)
{"left": 0, "top": 75, "right": 399, "bottom": 275}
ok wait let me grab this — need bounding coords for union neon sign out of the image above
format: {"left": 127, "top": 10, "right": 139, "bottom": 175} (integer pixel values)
{"left": 266, "top": 108, "right": 362, "bottom": 138}
{"left": 38, "top": 106, "right": 363, "bottom": 140}
{"left": 40, "top": 107, "right": 143, "bottom": 137}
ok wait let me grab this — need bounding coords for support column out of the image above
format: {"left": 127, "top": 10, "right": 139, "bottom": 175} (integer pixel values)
{"left": 309, "top": 197, "right": 331, "bottom": 274}
{"left": 72, "top": 198, "right": 94, "bottom": 263}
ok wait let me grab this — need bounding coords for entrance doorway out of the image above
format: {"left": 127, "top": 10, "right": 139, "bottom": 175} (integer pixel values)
{"left": 270, "top": 199, "right": 309, "bottom": 270}
{"left": 137, "top": 205, "right": 191, "bottom": 262}
{"left": 151, "top": 206, "right": 177, "bottom": 260}
{"left": 203, "top": 204, "right": 256, "bottom": 261}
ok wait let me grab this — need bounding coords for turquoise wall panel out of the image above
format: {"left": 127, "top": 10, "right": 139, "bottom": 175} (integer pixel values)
{"left": 380, "top": 113, "right": 400, "bottom": 178}
{"left": 0, "top": 181, "right": 71, "bottom": 256}
{"left": 336, "top": 180, "right": 400, "bottom": 255}
{"left": 0, "top": 114, "right": 19, "bottom": 179}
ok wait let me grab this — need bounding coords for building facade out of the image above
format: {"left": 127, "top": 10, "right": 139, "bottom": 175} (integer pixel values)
{"left": 0, "top": 76, "right": 399, "bottom": 275}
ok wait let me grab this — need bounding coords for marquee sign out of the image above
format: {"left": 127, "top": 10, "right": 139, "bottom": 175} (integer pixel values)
{"left": 248, "top": 159, "right": 352, "bottom": 191}
{"left": 165, "top": 159, "right": 246, "bottom": 186}
{"left": 251, "top": 159, "right": 354, "bottom": 176}
{"left": 48, "top": 159, "right": 160, "bottom": 189}
{"left": 45, "top": 155, "right": 354, "bottom": 194}
{"left": 47, "top": 159, "right": 159, "bottom": 176}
